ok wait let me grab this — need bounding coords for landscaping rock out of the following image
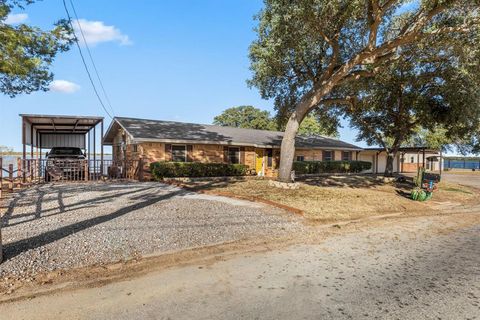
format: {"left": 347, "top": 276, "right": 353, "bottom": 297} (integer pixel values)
{"left": 268, "top": 180, "right": 300, "bottom": 190}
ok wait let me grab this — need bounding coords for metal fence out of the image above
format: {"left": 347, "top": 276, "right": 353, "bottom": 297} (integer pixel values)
{"left": 0, "top": 157, "right": 144, "bottom": 199}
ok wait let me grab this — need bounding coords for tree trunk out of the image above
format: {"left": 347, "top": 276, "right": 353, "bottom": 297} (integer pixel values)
{"left": 278, "top": 97, "right": 314, "bottom": 182}
{"left": 384, "top": 153, "right": 396, "bottom": 177}
{"left": 277, "top": 47, "right": 389, "bottom": 182}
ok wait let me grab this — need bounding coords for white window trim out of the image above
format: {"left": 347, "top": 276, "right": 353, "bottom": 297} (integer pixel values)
{"left": 172, "top": 144, "right": 187, "bottom": 162}
{"left": 228, "top": 147, "right": 241, "bottom": 164}
{"left": 324, "top": 150, "right": 333, "bottom": 161}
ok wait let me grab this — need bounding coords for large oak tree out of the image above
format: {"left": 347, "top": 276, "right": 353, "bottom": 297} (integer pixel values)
{"left": 343, "top": 40, "right": 480, "bottom": 176}
{"left": 249, "top": 0, "right": 480, "bottom": 182}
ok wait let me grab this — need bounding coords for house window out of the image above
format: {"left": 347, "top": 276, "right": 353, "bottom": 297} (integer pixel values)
{"left": 133, "top": 144, "right": 138, "bottom": 153}
{"left": 410, "top": 156, "right": 415, "bottom": 163}
{"left": 296, "top": 155, "right": 305, "bottom": 162}
{"left": 323, "top": 151, "right": 333, "bottom": 161}
{"left": 172, "top": 145, "right": 187, "bottom": 162}
{"left": 342, "top": 151, "right": 351, "bottom": 161}
{"left": 266, "top": 149, "right": 273, "bottom": 167}
{"left": 228, "top": 147, "right": 240, "bottom": 164}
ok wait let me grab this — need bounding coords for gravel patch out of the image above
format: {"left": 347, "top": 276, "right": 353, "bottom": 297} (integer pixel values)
{"left": 0, "top": 182, "right": 303, "bottom": 280}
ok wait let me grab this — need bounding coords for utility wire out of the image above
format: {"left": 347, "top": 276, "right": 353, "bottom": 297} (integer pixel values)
{"left": 68, "top": 0, "right": 116, "bottom": 117}
{"left": 62, "top": 0, "right": 113, "bottom": 120}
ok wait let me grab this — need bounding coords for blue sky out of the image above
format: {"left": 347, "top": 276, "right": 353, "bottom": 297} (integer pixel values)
{"left": 0, "top": 0, "right": 364, "bottom": 151}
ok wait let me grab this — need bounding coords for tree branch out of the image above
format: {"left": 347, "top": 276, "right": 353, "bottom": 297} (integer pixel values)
{"left": 319, "top": 97, "right": 355, "bottom": 107}
{"left": 319, "top": 30, "right": 340, "bottom": 81}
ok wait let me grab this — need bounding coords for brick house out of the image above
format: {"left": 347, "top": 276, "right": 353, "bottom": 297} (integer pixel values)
{"left": 102, "top": 117, "right": 363, "bottom": 177}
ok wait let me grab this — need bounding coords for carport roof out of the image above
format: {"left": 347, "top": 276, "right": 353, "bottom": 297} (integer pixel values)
{"left": 20, "top": 114, "right": 104, "bottom": 134}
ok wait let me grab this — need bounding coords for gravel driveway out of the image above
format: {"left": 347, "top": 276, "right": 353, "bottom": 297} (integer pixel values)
{"left": 3, "top": 212, "right": 479, "bottom": 319}
{"left": 0, "top": 182, "right": 303, "bottom": 279}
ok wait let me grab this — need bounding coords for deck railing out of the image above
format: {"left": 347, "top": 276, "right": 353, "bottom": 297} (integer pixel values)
{"left": 0, "top": 157, "right": 144, "bottom": 200}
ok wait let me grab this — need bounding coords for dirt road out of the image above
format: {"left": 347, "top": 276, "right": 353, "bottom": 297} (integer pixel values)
{"left": 2, "top": 212, "right": 479, "bottom": 320}
{"left": 442, "top": 171, "right": 480, "bottom": 188}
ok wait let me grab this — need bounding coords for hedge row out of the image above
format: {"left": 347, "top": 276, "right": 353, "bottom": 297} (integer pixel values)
{"left": 150, "top": 162, "right": 249, "bottom": 179}
{"left": 292, "top": 160, "right": 372, "bottom": 174}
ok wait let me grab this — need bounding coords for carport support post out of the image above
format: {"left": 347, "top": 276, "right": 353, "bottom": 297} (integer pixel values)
{"left": 87, "top": 130, "right": 90, "bottom": 162}
{"left": 100, "top": 120, "right": 104, "bottom": 177}
{"left": 439, "top": 149, "right": 442, "bottom": 175}
{"left": 422, "top": 148, "right": 426, "bottom": 169}
{"left": 22, "top": 117, "right": 26, "bottom": 183}
{"left": 93, "top": 125, "right": 96, "bottom": 179}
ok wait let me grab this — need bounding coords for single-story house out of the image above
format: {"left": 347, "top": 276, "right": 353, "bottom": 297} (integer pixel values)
{"left": 103, "top": 117, "right": 441, "bottom": 177}
{"left": 103, "top": 117, "right": 363, "bottom": 177}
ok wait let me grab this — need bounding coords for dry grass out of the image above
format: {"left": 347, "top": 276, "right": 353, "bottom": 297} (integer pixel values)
{"left": 180, "top": 176, "right": 477, "bottom": 222}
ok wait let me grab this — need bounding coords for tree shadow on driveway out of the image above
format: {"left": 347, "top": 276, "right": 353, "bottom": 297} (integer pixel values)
{"left": 2, "top": 184, "right": 197, "bottom": 261}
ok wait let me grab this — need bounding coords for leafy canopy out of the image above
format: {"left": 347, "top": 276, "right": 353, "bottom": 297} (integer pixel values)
{"left": 249, "top": 0, "right": 480, "bottom": 119}
{"left": 213, "top": 106, "right": 277, "bottom": 131}
{"left": 0, "top": 0, "right": 72, "bottom": 96}
{"left": 249, "top": 0, "right": 480, "bottom": 181}
{"left": 342, "top": 23, "right": 480, "bottom": 154}
{"left": 213, "top": 106, "right": 339, "bottom": 137}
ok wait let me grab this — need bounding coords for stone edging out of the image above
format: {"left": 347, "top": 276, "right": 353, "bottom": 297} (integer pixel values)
{"left": 268, "top": 180, "right": 300, "bottom": 190}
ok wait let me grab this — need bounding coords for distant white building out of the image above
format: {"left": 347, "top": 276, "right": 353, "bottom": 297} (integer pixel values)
{"left": 358, "top": 147, "right": 441, "bottom": 174}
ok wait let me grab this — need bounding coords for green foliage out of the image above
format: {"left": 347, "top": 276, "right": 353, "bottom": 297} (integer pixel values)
{"left": 213, "top": 105, "right": 339, "bottom": 137}
{"left": 297, "top": 114, "right": 339, "bottom": 137}
{"left": 248, "top": 0, "right": 480, "bottom": 181}
{"left": 150, "top": 162, "right": 249, "bottom": 179}
{"left": 407, "top": 127, "right": 452, "bottom": 152}
{"left": 414, "top": 167, "right": 425, "bottom": 187}
{"left": 213, "top": 106, "right": 277, "bottom": 131}
{"left": 292, "top": 160, "right": 371, "bottom": 174}
{"left": 0, "top": 0, "right": 73, "bottom": 96}
{"left": 343, "top": 35, "right": 480, "bottom": 154}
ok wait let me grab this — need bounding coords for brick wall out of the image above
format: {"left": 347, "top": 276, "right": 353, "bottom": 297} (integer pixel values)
{"left": 124, "top": 142, "right": 359, "bottom": 178}
{"left": 136, "top": 143, "right": 257, "bottom": 170}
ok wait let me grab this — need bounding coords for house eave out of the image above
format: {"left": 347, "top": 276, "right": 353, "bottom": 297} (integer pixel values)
{"left": 130, "top": 138, "right": 363, "bottom": 151}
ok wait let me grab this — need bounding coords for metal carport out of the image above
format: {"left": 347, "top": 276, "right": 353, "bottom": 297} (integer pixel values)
{"left": 19, "top": 114, "right": 105, "bottom": 180}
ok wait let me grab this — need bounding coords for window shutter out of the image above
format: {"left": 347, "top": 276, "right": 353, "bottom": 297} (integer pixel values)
{"left": 165, "top": 144, "right": 172, "bottom": 161}
{"left": 223, "top": 146, "right": 229, "bottom": 163}
{"left": 332, "top": 151, "right": 335, "bottom": 161}
{"left": 240, "top": 147, "right": 246, "bottom": 164}
{"left": 322, "top": 151, "right": 327, "bottom": 161}
{"left": 186, "top": 145, "right": 193, "bottom": 162}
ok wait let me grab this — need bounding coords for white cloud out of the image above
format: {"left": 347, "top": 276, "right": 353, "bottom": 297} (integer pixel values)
{"left": 49, "top": 80, "right": 81, "bottom": 93}
{"left": 73, "top": 19, "right": 131, "bottom": 46}
{"left": 5, "top": 13, "right": 28, "bottom": 24}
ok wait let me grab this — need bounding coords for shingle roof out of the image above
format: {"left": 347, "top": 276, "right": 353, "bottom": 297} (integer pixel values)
{"left": 103, "top": 117, "right": 362, "bottom": 150}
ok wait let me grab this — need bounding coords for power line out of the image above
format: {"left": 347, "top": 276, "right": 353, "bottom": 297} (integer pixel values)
{"left": 61, "top": 0, "right": 113, "bottom": 120}
{"left": 68, "top": 0, "right": 116, "bottom": 117}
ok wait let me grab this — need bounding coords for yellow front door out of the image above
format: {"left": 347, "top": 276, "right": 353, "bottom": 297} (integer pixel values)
{"left": 255, "top": 149, "right": 264, "bottom": 175}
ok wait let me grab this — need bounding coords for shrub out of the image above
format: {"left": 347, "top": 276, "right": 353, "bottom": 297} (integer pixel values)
{"left": 292, "top": 160, "right": 372, "bottom": 174}
{"left": 150, "top": 162, "right": 249, "bottom": 179}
